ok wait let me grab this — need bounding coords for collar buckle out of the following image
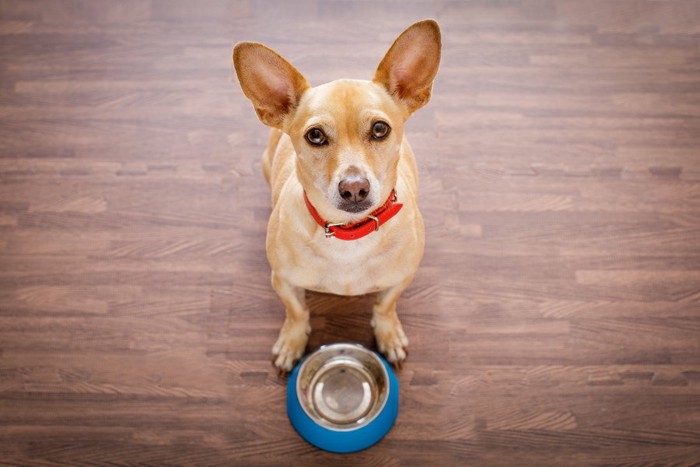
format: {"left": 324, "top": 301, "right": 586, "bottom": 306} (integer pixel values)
{"left": 324, "top": 222, "right": 345, "bottom": 238}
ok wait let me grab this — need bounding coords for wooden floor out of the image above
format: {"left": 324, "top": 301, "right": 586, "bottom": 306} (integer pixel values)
{"left": 1, "top": 0, "right": 700, "bottom": 464}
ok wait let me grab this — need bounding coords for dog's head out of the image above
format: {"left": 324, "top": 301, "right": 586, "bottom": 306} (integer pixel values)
{"left": 234, "top": 20, "right": 441, "bottom": 220}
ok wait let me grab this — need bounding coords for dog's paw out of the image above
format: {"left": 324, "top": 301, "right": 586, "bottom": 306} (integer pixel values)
{"left": 372, "top": 316, "right": 409, "bottom": 367}
{"left": 271, "top": 320, "right": 310, "bottom": 373}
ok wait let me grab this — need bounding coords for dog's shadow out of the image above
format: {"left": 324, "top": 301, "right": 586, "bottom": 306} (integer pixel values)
{"left": 305, "top": 291, "right": 377, "bottom": 353}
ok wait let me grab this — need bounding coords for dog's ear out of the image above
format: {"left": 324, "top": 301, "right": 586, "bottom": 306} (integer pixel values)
{"left": 373, "top": 19, "right": 441, "bottom": 114}
{"left": 233, "top": 42, "right": 310, "bottom": 128}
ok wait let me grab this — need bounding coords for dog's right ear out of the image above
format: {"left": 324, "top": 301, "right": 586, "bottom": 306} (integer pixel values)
{"left": 233, "top": 42, "right": 310, "bottom": 129}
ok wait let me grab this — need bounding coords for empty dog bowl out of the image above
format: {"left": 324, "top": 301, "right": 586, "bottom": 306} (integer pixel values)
{"left": 287, "top": 343, "right": 399, "bottom": 453}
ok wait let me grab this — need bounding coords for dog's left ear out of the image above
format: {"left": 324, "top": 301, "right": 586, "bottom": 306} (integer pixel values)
{"left": 373, "top": 19, "right": 441, "bottom": 114}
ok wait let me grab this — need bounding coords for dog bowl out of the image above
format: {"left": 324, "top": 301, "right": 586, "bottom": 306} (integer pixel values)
{"left": 287, "top": 343, "right": 399, "bottom": 453}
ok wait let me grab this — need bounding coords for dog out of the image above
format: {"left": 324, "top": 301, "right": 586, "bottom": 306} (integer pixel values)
{"left": 233, "top": 19, "right": 441, "bottom": 372}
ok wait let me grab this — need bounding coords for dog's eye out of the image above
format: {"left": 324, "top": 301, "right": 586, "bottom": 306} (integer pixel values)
{"left": 305, "top": 127, "right": 327, "bottom": 146}
{"left": 371, "top": 121, "right": 391, "bottom": 141}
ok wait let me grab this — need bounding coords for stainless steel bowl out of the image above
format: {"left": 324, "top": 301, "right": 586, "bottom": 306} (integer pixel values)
{"left": 295, "top": 343, "right": 390, "bottom": 431}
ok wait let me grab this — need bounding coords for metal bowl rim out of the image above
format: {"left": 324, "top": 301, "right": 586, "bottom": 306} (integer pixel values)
{"left": 295, "top": 343, "right": 391, "bottom": 432}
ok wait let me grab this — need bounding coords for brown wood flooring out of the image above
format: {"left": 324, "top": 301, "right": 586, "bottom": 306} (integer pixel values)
{"left": 1, "top": 1, "right": 700, "bottom": 465}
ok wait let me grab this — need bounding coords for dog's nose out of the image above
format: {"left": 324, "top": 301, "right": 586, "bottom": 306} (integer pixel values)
{"left": 338, "top": 177, "right": 370, "bottom": 203}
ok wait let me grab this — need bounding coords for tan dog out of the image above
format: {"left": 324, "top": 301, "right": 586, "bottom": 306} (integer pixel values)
{"left": 233, "top": 20, "right": 441, "bottom": 371}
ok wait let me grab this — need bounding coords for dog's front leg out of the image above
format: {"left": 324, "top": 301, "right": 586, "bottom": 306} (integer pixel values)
{"left": 372, "top": 280, "right": 411, "bottom": 367}
{"left": 271, "top": 272, "right": 310, "bottom": 372}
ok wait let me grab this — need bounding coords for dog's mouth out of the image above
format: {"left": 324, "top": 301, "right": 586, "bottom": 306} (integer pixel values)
{"left": 337, "top": 200, "right": 373, "bottom": 214}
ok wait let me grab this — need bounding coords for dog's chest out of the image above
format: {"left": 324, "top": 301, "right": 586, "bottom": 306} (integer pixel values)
{"left": 288, "top": 234, "right": 410, "bottom": 296}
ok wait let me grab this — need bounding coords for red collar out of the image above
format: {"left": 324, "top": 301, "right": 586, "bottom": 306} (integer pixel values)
{"left": 303, "top": 190, "right": 403, "bottom": 241}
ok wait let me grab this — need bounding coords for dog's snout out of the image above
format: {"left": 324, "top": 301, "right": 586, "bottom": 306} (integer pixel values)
{"left": 339, "top": 177, "right": 370, "bottom": 203}
{"left": 336, "top": 166, "right": 373, "bottom": 213}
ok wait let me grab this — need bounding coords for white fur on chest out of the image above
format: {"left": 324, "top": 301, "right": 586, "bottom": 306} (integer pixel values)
{"left": 273, "top": 217, "right": 418, "bottom": 296}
